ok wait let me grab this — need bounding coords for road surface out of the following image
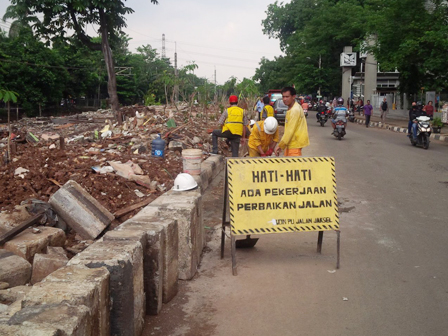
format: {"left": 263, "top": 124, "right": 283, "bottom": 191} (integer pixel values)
{"left": 144, "top": 119, "right": 448, "bottom": 336}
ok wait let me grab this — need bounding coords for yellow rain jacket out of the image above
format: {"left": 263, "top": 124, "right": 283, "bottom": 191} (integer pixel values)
{"left": 248, "top": 121, "right": 279, "bottom": 152}
{"left": 278, "top": 102, "right": 310, "bottom": 150}
{"left": 262, "top": 105, "right": 275, "bottom": 118}
{"left": 222, "top": 106, "right": 244, "bottom": 136}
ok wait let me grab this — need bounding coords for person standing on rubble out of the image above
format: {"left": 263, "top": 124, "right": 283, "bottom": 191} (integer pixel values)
{"left": 260, "top": 96, "right": 275, "bottom": 120}
{"left": 248, "top": 117, "right": 279, "bottom": 157}
{"left": 212, "top": 95, "right": 248, "bottom": 157}
{"left": 274, "top": 86, "right": 310, "bottom": 157}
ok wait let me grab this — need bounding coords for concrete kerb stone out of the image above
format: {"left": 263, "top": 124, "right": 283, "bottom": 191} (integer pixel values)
{"left": 30, "top": 252, "right": 68, "bottom": 285}
{"left": 49, "top": 180, "right": 115, "bottom": 240}
{"left": 22, "top": 265, "right": 110, "bottom": 336}
{"left": 117, "top": 216, "right": 179, "bottom": 310}
{"left": 147, "top": 189, "right": 203, "bottom": 280}
{"left": 7, "top": 302, "right": 93, "bottom": 336}
{"left": 0, "top": 323, "right": 61, "bottom": 336}
{"left": 0, "top": 250, "right": 32, "bottom": 287}
{"left": 68, "top": 240, "right": 144, "bottom": 336}
{"left": 3, "top": 227, "right": 65, "bottom": 263}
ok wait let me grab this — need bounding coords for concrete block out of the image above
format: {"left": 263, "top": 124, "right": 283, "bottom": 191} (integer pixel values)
{"left": 0, "top": 324, "right": 60, "bottom": 336}
{"left": 68, "top": 240, "right": 144, "bottom": 336}
{"left": 204, "top": 155, "right": 224, "bottom": 177}
{"left": 0, "top": 286, "right": 32, "bottom": 317}
{"left": 46, "top": 246, "right": 67, "bottom": 257}
{"left": 49, "top": 180, "right": 114, "bottom": 240}
{"left": 3, "top": 227, "right": 65, "bottom": 263}
{"left": 30, "top": 253, "right": 68, "bottom": 284}
{"left": 103, "top": 229, "right": 147, "bottom": 319}
{"left": 201, "top": 161, "right": 213, "bottom": 183}
{"left": 148, "top": 190, "right": 203, "bottom": 280}
{"left": 8, "top": 303, "right": 93, "bottom": 336}
{"left": 121, "top": 216, "right": 178, "bottom": 306}
{"left": 23, "top": 265, "right": 110, "bottom": 336}
{"left": 0, "top": 250, "right": 32, "bottom": 287}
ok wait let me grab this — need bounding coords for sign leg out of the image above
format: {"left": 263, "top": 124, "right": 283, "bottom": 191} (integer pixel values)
{"left": 220, "top": 225, "right": 225, "bottom": 259}
{"left": 221, "top": 164, "right": 228, "bottom": 259}
{"left": 317, "top": 231, "right": 324, "bottom": 254}
{"left": 231, "top": 235, "right": 238, "bottom": 276}
{"left": 336, "top": 230, "right": 341, "bottom": 269}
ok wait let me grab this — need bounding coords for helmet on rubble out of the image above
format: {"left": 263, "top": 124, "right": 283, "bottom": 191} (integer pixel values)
{"left": 172, "top": 173, "right": 198, "bottom": 191}
{"left": 264, "top": 117, "right": 278, "bottom": 135}
{"left": 250, "top": 119, "right": 256, "bottom": 126}
{"left": 229, "top": 95, "right": 238, "bottom": 104}
{"left": 337, "top": 97, "right": 344, "bottom": 106}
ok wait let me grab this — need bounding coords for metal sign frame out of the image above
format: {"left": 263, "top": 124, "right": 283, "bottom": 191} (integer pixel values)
{"left": 220, "top": 157, "right": 341, "bottom": 275}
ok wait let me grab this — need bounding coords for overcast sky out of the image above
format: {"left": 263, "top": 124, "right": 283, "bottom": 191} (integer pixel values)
{"left": 0, "top": 0, "right": 287, "bottom": 84}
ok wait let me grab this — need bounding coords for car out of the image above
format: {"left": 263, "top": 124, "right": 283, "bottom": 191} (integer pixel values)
{"left": 273, "top": 99, "right": 288, "bottom": 123}
{"left": 269, "top": 93, "right": 283, "bottom": 106}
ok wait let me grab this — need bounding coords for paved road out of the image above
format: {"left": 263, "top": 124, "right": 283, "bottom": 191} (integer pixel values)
{"left": 144, "top": 119, "right": 448, "bottom": 336}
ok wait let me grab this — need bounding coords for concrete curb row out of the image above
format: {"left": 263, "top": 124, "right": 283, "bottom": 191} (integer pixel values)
{"left": 354, "top": 118, "right": 448, "bottom": 143}
{"left": 0, "top": 154, "right": 225, "bottom": 336}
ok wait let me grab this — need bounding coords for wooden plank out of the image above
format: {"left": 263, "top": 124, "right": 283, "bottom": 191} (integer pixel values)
{"left": 114, "top": 198, "right": 153, "bottom": 218}
{"left": 0, "top": 213, "right": 45, "bottom": 245}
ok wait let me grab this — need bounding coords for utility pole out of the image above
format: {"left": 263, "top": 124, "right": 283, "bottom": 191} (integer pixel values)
{"left": 318, "top": 54, "right": 322, "bottom": 97}
{"left": 162, "top": 34, "right": 166, "bottom": 59}
{"left": 174, "top": 42, "right": 179, "bottom": 103}
{"left": 214, "top": 67, "right": 217, "bottom": 100}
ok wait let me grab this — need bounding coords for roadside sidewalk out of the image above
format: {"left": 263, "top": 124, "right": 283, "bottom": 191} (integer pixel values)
{"left": 354, "top": 113, "right": 448, "bottom": 143}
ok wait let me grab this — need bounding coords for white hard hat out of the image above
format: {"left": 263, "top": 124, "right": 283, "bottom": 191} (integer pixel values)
{"left": 250, "top": 119, "right": 255, "bottom": 126}
{"left": 172, "top": 173, "right": 198, "bottom": 191}
{"left": 264, "top": 117, "right": 278, "bottom": 135}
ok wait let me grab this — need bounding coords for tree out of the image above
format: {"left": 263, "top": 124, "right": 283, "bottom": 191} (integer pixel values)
{"left": 364, "top": 0, "right": 448, "bottom": 95}
{"left": 0, "top": 88, "right": 18, "bottom": 162}
{"left": 260, "top": 0, "right": 366, "bottom": 96}
{"left": 6, "top": 0, "right": 159, "bottom": 122}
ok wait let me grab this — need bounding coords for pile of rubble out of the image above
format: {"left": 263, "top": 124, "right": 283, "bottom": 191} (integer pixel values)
{"left": 0, "top": 103, "right": 222, "bottom": 292}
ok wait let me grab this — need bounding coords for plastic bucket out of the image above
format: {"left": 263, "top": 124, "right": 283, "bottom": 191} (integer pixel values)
{"left": 182, "top": 149, "right": 202, "bottom": 175}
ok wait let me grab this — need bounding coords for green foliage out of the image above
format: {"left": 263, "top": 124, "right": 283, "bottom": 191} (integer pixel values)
{"left": 144, "top": 92, "right": 157, "bottom": 106}
{"left": 0, "top": 88, "right": 18, "bottom": 103}
{"left": 364, "top": 0, "right": 448, "bottom": 93}
{"left": 432, "top": 116, "right": 443, "bottom": 127}
{"left": 260, "top": 0, "right": 366, "bottom": 96}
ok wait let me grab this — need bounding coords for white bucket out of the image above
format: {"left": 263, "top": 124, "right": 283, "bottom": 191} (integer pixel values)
{"left": 182, "top": 149, "right": 203, "bottom": 175}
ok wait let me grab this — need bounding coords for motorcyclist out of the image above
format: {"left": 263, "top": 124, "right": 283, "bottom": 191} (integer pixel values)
{"left": 316, "top": 100, "right": 327, "bottom": 121}
{"left": 407, "top": 102, "right": 417, "bottom": 137}
{"left": 411, "top": 101, "right": 427, "bottom": 140}
{"left": 331, "top": 97, "right": 348, "bottom": 133}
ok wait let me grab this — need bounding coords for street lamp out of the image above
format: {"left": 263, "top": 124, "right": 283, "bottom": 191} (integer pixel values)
{"left": 306, "top": 55, "right": 322, "bottom": 97}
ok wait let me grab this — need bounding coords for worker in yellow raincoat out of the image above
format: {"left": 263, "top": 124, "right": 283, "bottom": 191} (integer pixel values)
{"left": 274, "top": 86, "right": 309, "bottom": 157}
{"left": 248, "top": 117, "right": 279, "bottom": 157}
{"left": 260, "top": 96, "right": 275, "bottom": 120}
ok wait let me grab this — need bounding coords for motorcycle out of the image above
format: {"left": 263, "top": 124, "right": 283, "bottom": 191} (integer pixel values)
{"left": 303, "top": 109, "right": 308, "bottom": 118}
{"left": 348, "top": 109, "right": 355, "bottom": 122}
{"left": 317, "top": 110, "right": 328, "bottom": 127}
{"left": 410, "top": 116, "right": 431, "bottom": 149}
{"left": 332, "top": 119, "right": 346, "bottom": 140}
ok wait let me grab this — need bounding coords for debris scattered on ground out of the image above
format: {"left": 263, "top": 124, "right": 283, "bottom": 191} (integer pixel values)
{"left": 1, "top": 103, "right": 224, "bottom": 264}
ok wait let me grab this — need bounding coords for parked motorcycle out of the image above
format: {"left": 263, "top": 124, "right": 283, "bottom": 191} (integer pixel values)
{"left": 317, "top": 110, "right": 328, "bottom": 127}
{"left": 332, "top": 119, "right": 346, "bottom": 140}
{"left": 410, "top": 116, "right": 431, "bottom": 149}
{"left": 348, "top": 109, "right": 355, "bottom": 122}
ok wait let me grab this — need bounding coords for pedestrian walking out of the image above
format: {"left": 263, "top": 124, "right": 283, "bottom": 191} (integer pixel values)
{"left": 363, "top": 100, "right": 373, "bottom": 127}
{"left": 274, "top": 87, "right": 310, "bottom": 157}
{"left": 248, "top": 117, "right": 279, "bottom": 157}
{"left": 380, "top": 97, "right": 389, "bottom": 123}
{"left": 212, "top": 95, "right": 248, "bottom": 157}
{"left": 255, "top": 97, "right": 264, "bottom": 121}
{"left": 423, "top": 101, "right": 434, "bottom": 119}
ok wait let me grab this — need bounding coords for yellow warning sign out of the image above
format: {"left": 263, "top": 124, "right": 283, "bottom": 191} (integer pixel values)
{"left": 227, "top": 157, "right": 338, "bottom": 235}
